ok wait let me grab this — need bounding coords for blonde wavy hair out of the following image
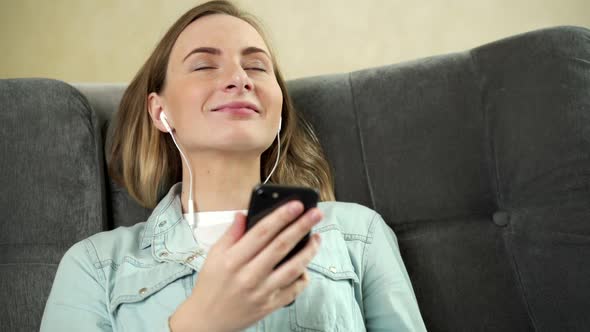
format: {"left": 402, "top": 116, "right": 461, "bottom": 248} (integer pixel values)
{"left": 107, "top": 0, "right": 335, "bottom": 208}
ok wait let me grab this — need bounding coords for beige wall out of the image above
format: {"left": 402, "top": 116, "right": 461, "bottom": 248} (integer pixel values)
{"left": 1, "top": 0, "right": 588, "bottom": 82}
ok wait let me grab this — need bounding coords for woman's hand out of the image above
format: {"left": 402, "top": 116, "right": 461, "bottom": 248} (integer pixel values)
{"left": 169, "top": 200, "right": 323, "bottom": 332}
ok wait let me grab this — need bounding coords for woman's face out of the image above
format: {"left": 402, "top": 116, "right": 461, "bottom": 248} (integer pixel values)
{"left": 152, "top": 14, "right": 283, "bottom": 155}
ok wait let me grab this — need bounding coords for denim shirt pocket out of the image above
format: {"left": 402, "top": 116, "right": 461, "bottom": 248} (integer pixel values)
{"left": 109, "top": 260, "right": 193, "bottom": 330}
{"left": 289, "top": 228, "right": 362, "bottom": 332}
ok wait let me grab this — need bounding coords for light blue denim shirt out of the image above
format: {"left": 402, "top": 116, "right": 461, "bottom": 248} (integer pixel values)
{"left": 41, "top": 183, "right": 427, "bottom": 331}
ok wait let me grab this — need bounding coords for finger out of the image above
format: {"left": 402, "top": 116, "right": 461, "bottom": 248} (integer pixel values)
{"left": 214, "top": 212, "right": 247, "bottom": 251}
{"left": 273, "top": 271, "right": 310, "bottom": 308}
{"left": 246, "top": 208, "right": 322, "bottom": 278}
{"left": 229, "top": 200, "right": 304, "bottom": 266}
{"left": 263, "top": 233, "right": 321, "bottom": 291}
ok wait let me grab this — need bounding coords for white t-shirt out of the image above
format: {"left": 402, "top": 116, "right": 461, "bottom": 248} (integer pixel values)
{"left": 183, "top": 209, "right": 247, "bottom": 252}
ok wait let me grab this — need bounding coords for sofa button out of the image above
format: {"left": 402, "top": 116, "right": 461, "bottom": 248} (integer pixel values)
{"left": 329, "top": 266, "right": 337, "bottom": 273}
{"left": 159, "top": 252, "right": 169, "bottom": 257}
{"left": 492, "top": 211, "right": 510, "bottom": 227}
{"left": 138, "top": 287, "right": 148, "bottom": 295}
{"left": 158, "top": 220, "right": 167, "bottom": 227}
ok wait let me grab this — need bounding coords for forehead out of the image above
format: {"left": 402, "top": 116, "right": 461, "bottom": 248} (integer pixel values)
{"left": 171, "top": 14, "right": 270, "bottom": 59}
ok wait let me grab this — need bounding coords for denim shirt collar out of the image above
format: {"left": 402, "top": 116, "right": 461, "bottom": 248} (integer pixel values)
{"left": 140, "top": 182, "right": 201, "bottom": 250}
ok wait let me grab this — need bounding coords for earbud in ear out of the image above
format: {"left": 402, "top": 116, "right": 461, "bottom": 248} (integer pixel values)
{"left": 278, "top": 117, "right": 282, "bottom": 133}
{"left": 160, "top": 112, "right": 172, "bottom": 133}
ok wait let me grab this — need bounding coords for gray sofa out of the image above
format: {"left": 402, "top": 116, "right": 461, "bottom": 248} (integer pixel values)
{"left": 1, "top": 25, "right": 589, "bottom": 331}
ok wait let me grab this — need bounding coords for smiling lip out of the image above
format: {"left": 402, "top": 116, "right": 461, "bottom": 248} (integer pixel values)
{"left": 211, "top": 101, "right": 260, "bottom": 114}
{"left": 213, "top": 107, "right": 257, "bottom": 116}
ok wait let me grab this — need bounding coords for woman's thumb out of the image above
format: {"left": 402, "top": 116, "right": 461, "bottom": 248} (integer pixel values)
{"left": 217, "top": 212, "right": 247, "bottom": 249}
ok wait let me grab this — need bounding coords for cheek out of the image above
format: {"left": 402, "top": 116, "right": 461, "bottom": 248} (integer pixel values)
{"left": 260, "top": 81, "right": 283, "bottom": 117}
{"left": 167, "top": 81, "right": 211, "bottom": 119}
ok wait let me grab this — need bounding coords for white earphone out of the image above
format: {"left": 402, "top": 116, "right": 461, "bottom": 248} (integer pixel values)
{"left": 160, "top": 111, "right": 281, "bottom": 228}
{"left": 160, "top": 112, "right": 172, "bottom": 133}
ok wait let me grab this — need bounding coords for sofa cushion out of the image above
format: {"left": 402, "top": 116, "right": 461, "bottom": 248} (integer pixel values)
{"left": 469, "top": 25, "right": 590, "bottom": 331}
{"left": 0, "top": 78, "right": 107, "bottom": 331}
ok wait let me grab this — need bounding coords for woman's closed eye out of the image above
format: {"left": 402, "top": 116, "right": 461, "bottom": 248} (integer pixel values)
{"left": 193, "top": 66, "right": 217, "bottom": 71}
{"left": 243, "top": 60, "right": 269, "bottom": 73}
{"left": 245, "top": 67, "right": 266, "bottom": 72}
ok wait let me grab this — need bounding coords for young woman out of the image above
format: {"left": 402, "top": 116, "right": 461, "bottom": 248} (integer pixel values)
{"left": 40, "top": 1, "right": 426, "bottom": 331}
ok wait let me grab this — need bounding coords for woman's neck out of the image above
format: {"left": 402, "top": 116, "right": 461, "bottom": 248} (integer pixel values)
{"left": 180, "top": 152, "right": 261, "bottom": 213}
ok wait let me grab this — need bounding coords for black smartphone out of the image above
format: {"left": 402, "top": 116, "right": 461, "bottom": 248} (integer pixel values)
{"left": 246, "top": 184, "right": 319, "bottom": 269}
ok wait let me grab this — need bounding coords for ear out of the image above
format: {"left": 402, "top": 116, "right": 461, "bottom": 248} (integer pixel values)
{"left": 147, "top": 92, "right": 171, "bottom": 133}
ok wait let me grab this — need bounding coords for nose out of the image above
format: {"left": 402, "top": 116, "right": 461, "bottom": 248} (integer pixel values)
{"left": 223, "top": 66, "right": 253, "bottom": 93}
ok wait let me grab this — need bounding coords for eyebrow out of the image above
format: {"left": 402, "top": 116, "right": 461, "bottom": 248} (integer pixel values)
{"left": 182, "top": 46, "right": 270, "bottom": 62}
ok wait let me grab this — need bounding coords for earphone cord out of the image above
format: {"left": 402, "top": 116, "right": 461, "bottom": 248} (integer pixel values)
{"left": 167, "top": 130, "right": 195, "bottom": 228}
{"left": 262, "top": 133, "right": 280, "bottom": 184}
